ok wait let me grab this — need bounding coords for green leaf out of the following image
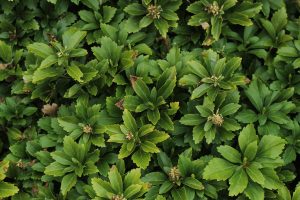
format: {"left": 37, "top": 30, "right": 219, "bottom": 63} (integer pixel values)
{"left": 124, "top": 184, "right": 143, "bottom": 199}
{"left": 142, "top": 172, "right": 166, "bottom": 185}
{"left": 223, "top": 0, "right": 238, "bottom": 10}
{"left": 103, "top": 6, "right": 117, "bottom": 23}
{"left": 51, "top": 151, "right": 72, "bottom": 165}
{"left": 61, "top": 173, "right": 77, "bottom": 196}
{"left": 92, "top": 36, "right": 122, "bottom": 63}
{"left": 228, "top": 168, "right": 248, "bottom": 196}
{"left": 123, "top": 109, "right": 138, "bottom": 132}
{"left": 91, "top": 178, "right": 114, "bottom": 198}
{"left": 236, "top": 2, "right": 262, "bottom": 17}
{"left": 217, "top": 145, "right": 242, "bottom": 164}
{"left": 271, "top": 8, "right": 287, "bottom": 32}
{"left": 0, "top": 182, "right": 19, "bottom": 198}
{"left": 277, "top": 47, "right": 299, "bottom": 57}
{"left": 158, "top": 112, "right": 174, "bottom": 131}
{"left": 245, "top": 79, "right": 265, "bottom": 111}
{"left": 244, "top": 140, "right": 258, "bottom": 161}
{"left": 193, "top": 125, "right": 205, "bottom": 144}
{"left": 171, "top": 188, "right": 189, "bottom": 200}
{"left": 57, "top": 117, "right": 79, "bottom": 135}
{"left": 260, "top": 19, "right": 276, "bottom": 39}
{"left": 131, "top": 78, "right": 150, "bottom": 102}
{"left": 124, "top": 168, "right": 141, "bottom": 188}
{"left": 70, "top": 48, "right": 88, "bottom": 57}
{"left": 183, "top": 177, "right": 204, "bottom": 190}
{"left": 159, "top": 181, "right": 173, "bottom": 194}
{"left": 132, "top": 150, "right": 151, "bottom": 169}
{"left": 44, "top": 162, "right": 66, "bottom": 176}
{"left": 244, "top": 182, "right": 264, "bottom": 200}
{"left": 278, "top": 186, "right": 292, "bottom": 200}
{"left": 0, "top": 161, "right": 9, "bottom": 181}
{"left": 0, "top": 41, "right": 12, "bottom": 63}
{"left": 121, "top": 50, "right": 135, "bottom": 69}
{"left": 203, "top": 158, "right": 237, "bottom": 181}
{"left": 81, "top": 0, "right": 100, "bottom": 10}
{"left": 124, "top": 3, "right": 146, "bottom": 15}
{"left": 124, "top": 18, "right": 141, "bottom": 33}
{"left": 219, "top": 103, "right": 240, "bottom": 116}
{"left": 32, "top": 67, "right": 63, "bottom": 83}
{"left": 147, "top": 109, "right": 160, "bottom": 125}
{"left": 238, "top": 124, "right": 258, "bottom": 153}
{"left": 67, "top": 65, "right": 84, "bottom": 82}
{"left": 157, "top": 67, "right": 176, "bottom": 99}
{"left": 79, "top": 10, "right": 96, "bottom": 23}
{"left": 134, "top": 43, "right": 152, "bottom": 55}
{"left": 22, "top": 107, "right": 37, "bottom": 116}
{"left": 161, "top": 10, "right": 178, "bottom": 21}
{"left": 205, "top": 128, "right": 216, "bottom": 144}
{"left": 188, "top": 13, "right": 208, "bottom": 26}
{"left": 292, "top": 185, "right": 300, "bottom": 200}
{"left": 139, "top": 124, "right": 155, "bottom": 137}
{"left": 188, "top": 60, "right": 209, "bottom": 78}
{"left": 141, "top": 141, "right": 160, "bottom": 153}
{"left": 236, "top": 109, "right": 258, "bottom": 123}
{"left": 108, "top": 166, "right": 123, "bottom": 194}
{"left": 246, "top": 164, "right": 265, "bottom": 185}
{"left": 139, "top": 16, "right": 153, "bottom": 28}
{"left": 191, "top": 84, "right": 211, "bottom": 100}
{"left": 47, "top": 0, "right": 57, "bottom": 4}
{"left": 227, "top": 12, "right": 253, "bottom": 26}
{"left": 63, "top": 136, "right": 78, "bottom": 158}
{"left": 144, "top": 130, "right": 169, "bottom": 144}
{"left": 211, "top": 16, "right": 222, "bottom": 40}
{"left": 223, "top": 57, "right": 242, "bottom": 77}
{"left": 154, "top": 18, "right": 169, "bottom": 38}
{"left": 63, "top": 29, "right": 86, "bottom": 50}
{"left": 124, "top": 95, "right": 141, "bottom": 111}
{"left": 27, "top": 43, "right": 54, "bottom": 58}
{"left": 257, "top": 135, "right": 286, "bottom": 159}
{"left": 39, "top": 55, "right": 57, "bottom": 69}
{"left": 180, "top": 114, "right": 203, "bottom": 126}
{"left": 186, "top": 2, "right": 202, "bottom": 14}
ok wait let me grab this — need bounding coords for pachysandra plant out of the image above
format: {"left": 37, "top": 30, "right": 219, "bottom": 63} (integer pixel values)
{"left": 0, "top": 40, "right": 23, "bottom": 81}
{"left": 187, "top": 0, "right": 262, "bottom": 41}
{"left": 106, "top": 109, "right": 169, "bottom": 169}
{"left": 77, "top": 5, "right": 119, "bottom": 44}
{"left": 281, "top": 120, "right": 300, "bottom": 164}
{"left": 57, "top": 97, "right": 115, "bottom": 147}
{"left": 180, "top": 91, "right": 241, "bottom": 144}
{"left": 221, "top": 24, "right": 270, "bottom": 61}
{"left": 236, "top": 78, "right": 295, "bottom": 135}
{"left": 270, "top": 63, "right": 300, "bottom": 95}
{"left": 44, "top": 136, "right": 99, "bottom": 196}
{"left": 143, "top": 150, "right": 225, "bottom": 200}
{"left": 0, "top": 161, "right": 19, "bottom": 199}
{"left": 179, "top": 49, "right": 245, "bottom": 100}
{"left": 277, "top": 182, "right": 300, "bottom": 200}
{"left": 91, "top": 164, "right": 149, "bottom": 200}
{"left": 26, "top": 28, "right": 87, "bottom": 83}
{"left": 92, "top": 36, "right": 137, "bottom": 87}
{"left": 258, "top": 8, "right": 293, "bottom": 49}
{"left": 275, "top": 39, "right": 300, "bottom": 69}
{"left": 203, "top": 124, "right": 286, "bottom": 200}
{"left": 1, "top": 0, "right": 300, "bottom": 199}
{"left": 124, "top": 0, "right": 182, "bottom": 37}
{"left": 124, "top": 66, "right": 178, "bottom": 127}
{"left": 0, "top": 96, "right": 37, "bottom": 127}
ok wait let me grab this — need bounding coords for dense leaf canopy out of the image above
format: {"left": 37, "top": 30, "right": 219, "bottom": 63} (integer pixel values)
{"left": 0, "top": 0, "right": 300, "bottom": 199}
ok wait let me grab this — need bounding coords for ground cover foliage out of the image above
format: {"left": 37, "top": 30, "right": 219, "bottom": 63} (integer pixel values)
{"left": 0, "top": 0, "right": 300, "bottom": 199}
